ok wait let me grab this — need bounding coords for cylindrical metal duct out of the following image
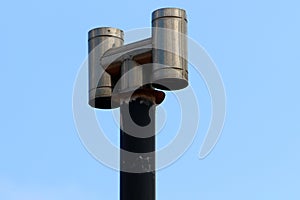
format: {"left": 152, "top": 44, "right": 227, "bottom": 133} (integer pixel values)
{"left": 151, "top": 8, "right": 188, "bottom": 90}
{"left": 117, "top": 60, "right": 149, "bottom": 94}
{"left": 88, "top": 27, "right": 124, "bottom": 109}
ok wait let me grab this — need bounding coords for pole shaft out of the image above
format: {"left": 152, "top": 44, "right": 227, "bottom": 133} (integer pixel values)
{"left": 120, "top": 96, "right": 156, "bottom": 200}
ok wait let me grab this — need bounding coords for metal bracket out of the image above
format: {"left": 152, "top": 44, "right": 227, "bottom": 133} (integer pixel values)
{"left": 101, "top": 38, "right": 153, "bottom": 75}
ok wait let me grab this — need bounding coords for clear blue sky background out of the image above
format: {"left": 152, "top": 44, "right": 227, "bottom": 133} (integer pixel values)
{"left": 1, "top": 0, "right": 300, "bottom": 199}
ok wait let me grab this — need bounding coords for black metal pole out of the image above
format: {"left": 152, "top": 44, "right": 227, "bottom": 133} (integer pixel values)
{"left": 120, "top": 94, "right": 156, "bottom": 200}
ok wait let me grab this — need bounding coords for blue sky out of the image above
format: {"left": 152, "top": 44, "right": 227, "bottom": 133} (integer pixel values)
{"left": 1, "top": 0, "right": 300, "bottom": 199}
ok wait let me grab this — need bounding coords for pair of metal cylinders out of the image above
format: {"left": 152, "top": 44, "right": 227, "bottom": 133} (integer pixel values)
{"left": 88, "top": 8, "right": 188, "bottom": 109}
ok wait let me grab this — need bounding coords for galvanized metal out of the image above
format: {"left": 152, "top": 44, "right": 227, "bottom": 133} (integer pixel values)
{"left": 152, "top": 8, "right": 188, "bottom": 90}
{"left": 88, "top": 27, "right": 124, "bottom": 108}
{"left": 101, "top": 38, "right": 152, "bottom": 76}
{"left": 118, "top": 59, "right": 143, "bottom": 94}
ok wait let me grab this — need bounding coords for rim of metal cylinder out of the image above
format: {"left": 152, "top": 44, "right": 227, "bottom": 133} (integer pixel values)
{"left": 88, "top": 27, "right": 124, "bottom": 41}
{"left": 89, "top": 88, "right": 120, "bottom": 109}
{"left": 152, "top": 8, "right": 187, "bottom": 22}
{"left": 152, "top": 69, "right": 188, "bottom": 91}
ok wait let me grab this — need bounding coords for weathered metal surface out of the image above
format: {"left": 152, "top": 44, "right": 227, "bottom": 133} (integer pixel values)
{"left": 101, "top": 38, "right": 152, "bottom": 75}
{"left": 152, "top": 8, "right": 188, "bottom": 90}
{"left": 120, "top": 95, "right": 156, "bottom": 200}
{"left": 88, "top": 27, "right": 124, "bottom": 108}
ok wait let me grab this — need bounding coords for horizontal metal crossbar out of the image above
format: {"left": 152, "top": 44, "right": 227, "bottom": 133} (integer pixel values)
{"left": 101, "top": 38, "right": 153, "bottom": 75}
